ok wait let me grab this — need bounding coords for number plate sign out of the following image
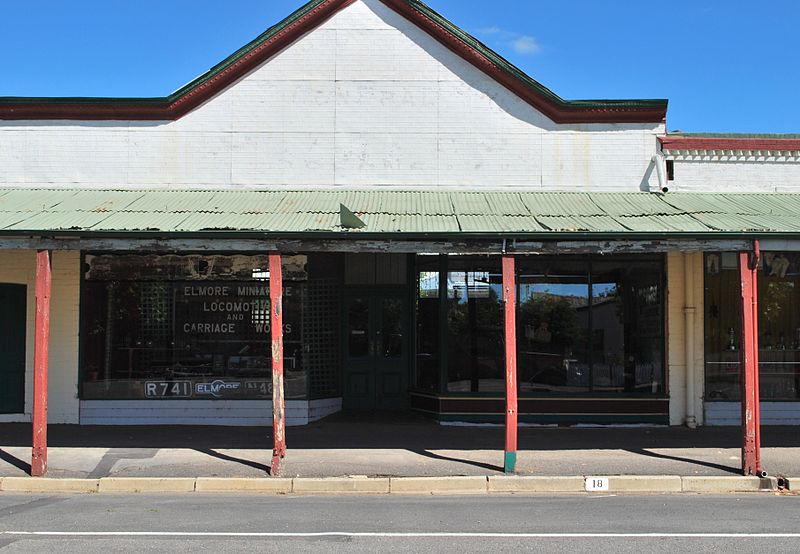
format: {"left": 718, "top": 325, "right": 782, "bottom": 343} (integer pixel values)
{"left": 585, "top": 476, "right": 610, "bottom": 492}
{"left": 145, "top": 381, "right": 192, "bottom": 398}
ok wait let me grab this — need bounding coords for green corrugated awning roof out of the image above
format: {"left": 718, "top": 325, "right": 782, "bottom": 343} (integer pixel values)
{"left": 2, "top": 189, "right": 800, "bottom": 237}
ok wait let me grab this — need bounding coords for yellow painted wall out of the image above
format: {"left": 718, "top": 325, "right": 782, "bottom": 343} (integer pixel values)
{"left": 667, "top": 251, "right": 705, "bottom": 426}
{"left": 0, "top": 250, "right": 80, "bottom": 423}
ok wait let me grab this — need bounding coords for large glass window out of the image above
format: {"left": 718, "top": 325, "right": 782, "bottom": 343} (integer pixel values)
{"left": 518, "top": 260, "right": 590, "bottom": 393}
{"left": 415, "top": 256, "right": 441, "bottom": 391}
{"left": 414, "top": 254, "right": 665, "bottom": 396}
{"left": 446, "top": 258, "right": 503, "bottom": 393}
{"left": 705, "top": 251, "right": 800, "bottom": 401}
{"left": 81, "top": 254, "right": 306, "bottom": 400}
{"left": 517, "top": 257, "right": 664, "bottom": 394}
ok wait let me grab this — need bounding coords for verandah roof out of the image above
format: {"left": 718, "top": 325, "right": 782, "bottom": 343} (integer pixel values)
{"left": 1, "top": 189, "right": 800, "bottom": 238}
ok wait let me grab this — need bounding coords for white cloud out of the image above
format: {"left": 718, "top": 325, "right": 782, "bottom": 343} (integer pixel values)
{"left": 511, "top": 35, "right": 540, "bottom": 55}
{"left": 474, "top": 26, "right": 541, "bottom": 56}
{"left": 477, "top": 26, "right": 502, "bottom": 35}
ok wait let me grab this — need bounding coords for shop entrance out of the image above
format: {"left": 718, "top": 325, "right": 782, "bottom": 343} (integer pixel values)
{"left": 343, "top": 289, "right": 409, "bottom": 411}
{"left": 0, "top": 284, "right": 26, "bottom": 414}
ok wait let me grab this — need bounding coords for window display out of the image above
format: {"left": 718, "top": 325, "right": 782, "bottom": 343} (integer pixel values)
{"left": 705, "top": 251, "right": 800, "bottom": 401}
{"left": 81, "top": 254, "right": 307, "bottom": 400}
{"left": 414, "top": 254, "right": 665, "bottom": 396}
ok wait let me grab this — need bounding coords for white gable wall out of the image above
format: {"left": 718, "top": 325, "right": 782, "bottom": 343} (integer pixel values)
{"left": 0, "top": 0, "right": 663, "bottom": 190}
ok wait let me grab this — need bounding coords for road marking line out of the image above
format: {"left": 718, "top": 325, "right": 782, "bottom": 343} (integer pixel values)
{"left": 3, "top": 532, "right": 800, "bottom": 538}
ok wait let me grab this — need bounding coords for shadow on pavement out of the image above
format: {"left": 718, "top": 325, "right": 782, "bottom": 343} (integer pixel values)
{"left": 195, "top": 448, "right": 272, "bottom": 475}
{"left": 624, "top": 448, "right": 741, "bottom": 474}
{"left": 0, "top": 412, "right": 798, "bottom": 451}
{"left": 0, "top": 448, "right": 30, "bottom": 474}
{"left": 409, "top": 449, "right": 504, "bottom": 473}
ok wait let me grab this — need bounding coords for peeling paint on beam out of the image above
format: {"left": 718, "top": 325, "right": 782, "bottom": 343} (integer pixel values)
{"left": 511, "top": 239, "right": 752, "bottom": 254}
{"left": 0, "top": 237, "right": 751, "bottom": 254}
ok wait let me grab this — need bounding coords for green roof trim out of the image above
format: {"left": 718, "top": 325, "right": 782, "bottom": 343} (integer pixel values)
{"left": 0, "top": 0, "right": 666, "bottom": 121}
{"left": 2, "top": 189, "right": 800, "bottom": 239}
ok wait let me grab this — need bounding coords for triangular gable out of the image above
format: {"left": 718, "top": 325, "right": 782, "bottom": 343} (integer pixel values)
{"left": 0, "top": 0, "right": 667, "bottom": 123}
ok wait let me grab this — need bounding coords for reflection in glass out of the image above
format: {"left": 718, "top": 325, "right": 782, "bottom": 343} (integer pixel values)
{"left": 516, "top": 257, "right": 664, "bottom": 395}
{"left": 446, "top": 259, "right": 504, "bottom": 392}
{"left": 705, "top": 251, "right": 800, "bottom": 401}
{"left": 81, "top": 277, "right": 305, "bottom": 400}
{"left": 348, "top": 298, "right": 370, "bottom": 358}
{"left": 518, "top": 261, "right": 590, "bottom": 393}
{"left": 592, "top": 261, "right": 663, "bottom": 394}
{"left": 416, "top": 263, "right": 441, "bottom": 391}
{"left": 381, "top": 299, "right": 404, "bottom": 358}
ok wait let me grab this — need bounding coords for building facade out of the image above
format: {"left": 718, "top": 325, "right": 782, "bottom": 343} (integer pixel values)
{"left": 1, "top": 0, "right": 799, "bottom": 429}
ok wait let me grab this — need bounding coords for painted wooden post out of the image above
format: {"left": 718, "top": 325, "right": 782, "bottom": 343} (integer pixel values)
{"left": 269, "top": 253, "right": 286, "bottom": 476}
{"left": 502, "top": 255, "right": 518, "bottom": 473}
{"left": 739, "top": 246, "right": 763, "bottom": 476}
{"left": 31, "top": 249, "right": 52, "bottom": 477}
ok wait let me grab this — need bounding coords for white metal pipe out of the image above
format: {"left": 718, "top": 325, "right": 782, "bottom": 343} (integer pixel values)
{"left": 684, "top": 252, "right": 697, "bottom": 428}
{"left": 652, "top": 154, "right": 666, "bottom": 192}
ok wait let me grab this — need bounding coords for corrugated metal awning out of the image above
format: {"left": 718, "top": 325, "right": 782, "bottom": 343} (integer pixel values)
{"left": 1, "top": 188, "right": 800, "bottom": 237}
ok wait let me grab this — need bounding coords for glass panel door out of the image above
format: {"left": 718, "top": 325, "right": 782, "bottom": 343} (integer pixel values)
{"left": 343, "top": 290, "right": 408, "bottom": 411}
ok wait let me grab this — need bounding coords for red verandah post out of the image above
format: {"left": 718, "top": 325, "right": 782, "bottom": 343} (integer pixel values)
{"left": 32, "top": 249, "right": 52, "bottom": 477}
{"left": 269, "top": 253, "right": 286, "bottom": 476}
{"left": 502, "top": 255, "right": 518, "bottom": 473}
{"left": 739, "top": 243, "right": 763, "bottom": 476}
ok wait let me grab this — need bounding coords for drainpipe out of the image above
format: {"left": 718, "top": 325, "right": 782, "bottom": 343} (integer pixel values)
{"left": 684, "top": 252, "right": 697, "bottom": 428}
{"left": 651, "top": 154, "right": 667, "bottom": 193}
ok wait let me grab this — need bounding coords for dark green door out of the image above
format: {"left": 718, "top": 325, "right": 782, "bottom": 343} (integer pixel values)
{"left": 343, "top": 289, "right": 409, "bottom": 411}
{"left": 0, "top": 284, "right": 26, "bottom": 414}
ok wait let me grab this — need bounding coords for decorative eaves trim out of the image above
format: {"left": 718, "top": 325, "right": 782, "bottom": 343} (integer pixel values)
{"left": 660, "top": 136, "right": 800, "bottom": 161}
{"left": 0, "top": 0, "right": 667, "bottom": 124}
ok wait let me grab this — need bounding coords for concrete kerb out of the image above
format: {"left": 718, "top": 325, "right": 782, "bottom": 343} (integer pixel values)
{"left": 608, "top": 476, "right": 683, "bottom": 493}
{"left": 0, "top": 475, "right": 784, "bottom": 494}
{"left": 98, "top": 477, "right": 196, "bottom": 493}
{"left": 0, "top": 477, "right": 100, "bottom": 493}
{"left": 195, "top": 477, "right": 293, "bottom": 493}
{"left": 293, "top": 477, "right": 390, "bottom": 494}
{"left": 390, "top": 476, "right": 488, "bottom": 494}
{"left": 488, "top": 476, "right": 584, "bottom": 493}
{"left": 680, "top": 475, "right": 777, "bottom": 493}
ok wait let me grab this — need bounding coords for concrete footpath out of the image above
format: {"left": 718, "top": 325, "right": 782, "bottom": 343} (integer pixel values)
{"left": 1, "top": 414, "right": 799, "bottom": 494}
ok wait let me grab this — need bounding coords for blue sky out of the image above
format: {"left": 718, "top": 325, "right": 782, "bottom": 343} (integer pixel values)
{"left": 1, "top": 0, "right": 797, "bottom": 133}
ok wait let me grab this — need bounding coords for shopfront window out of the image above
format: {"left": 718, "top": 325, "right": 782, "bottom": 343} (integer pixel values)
{"left": 590, "top": 260, "right": 664, "bottom": 394}
{"left": 518, "top": 260, "right": 590, "bottom": 393}
{"left": 415, "top": 257, "right": 441, "bottom": 391}
{"left": 413, "top": 255, "right": 665, "bottom": 396}
{"left": 445, "top": 258, "right": 504, "bottom": 393}
{"left": 705, "top": 251, "right": 800, "bottom": 401}
{"left": 81, "top": 254, "right": 307, "bottom": 400}
{"left": 517, "top": 257, "right": 663, "bottom": 394}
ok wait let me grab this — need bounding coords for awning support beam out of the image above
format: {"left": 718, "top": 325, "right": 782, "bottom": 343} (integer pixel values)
{"left": 0, "top": 237, "right": 752, "bottom": 255}
{"left": 502, "top": 255, "right": 518, "bottom": 473}
{"left": 31, "top": 249, "right": 52, "bottom": 477}
{"left": 269, "top": 252, "right": 286, "bottom": 476}
{"left": 739, "top": 243, "right": 764, "bottom": 476}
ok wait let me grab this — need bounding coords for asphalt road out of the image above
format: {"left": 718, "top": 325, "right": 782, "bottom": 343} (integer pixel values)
{"left": 1, "top": 493, "right": 799, "bottom": 553}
